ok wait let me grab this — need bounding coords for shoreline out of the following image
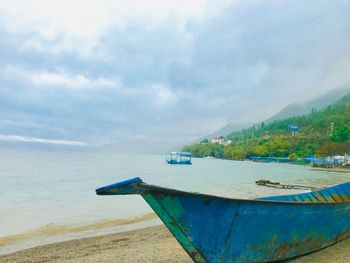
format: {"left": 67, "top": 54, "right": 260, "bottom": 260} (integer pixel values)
{"left": 310, "top": 167, "right": 350, "bottom": 173}
{"left": 2, "top": 225, "right": 350, "bottom": 263}
{"left": 202, "top": 157, "right": 350, "bottom": 173}
{"left": 0, "top": 214, "right": 160, "bottom": 255}
{"left": 0, "top": 225, "right": 192, "bottom": 263}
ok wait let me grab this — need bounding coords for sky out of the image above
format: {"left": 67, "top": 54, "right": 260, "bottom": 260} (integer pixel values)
{"left": 0, "top": 0, "right": 350, "bottom": 149}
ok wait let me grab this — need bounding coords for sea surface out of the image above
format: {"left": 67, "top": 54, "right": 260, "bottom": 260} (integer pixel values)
{"left": 1, "top": 148, "right": 350, "bottom": 254}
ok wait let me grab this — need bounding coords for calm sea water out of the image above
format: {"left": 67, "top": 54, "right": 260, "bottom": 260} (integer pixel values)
{"left": 1, "top": 149, "right": 350, "bottom": 253}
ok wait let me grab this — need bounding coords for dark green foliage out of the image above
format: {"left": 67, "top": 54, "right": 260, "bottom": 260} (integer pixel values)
{"left": 200, "top": 138, "right": 209, "bottom": 144}
{"left": 183, "top": 143, "right": 224, "bottom": 158}
{"left": 330, "top": 125, "right": 350, "bottom": 142}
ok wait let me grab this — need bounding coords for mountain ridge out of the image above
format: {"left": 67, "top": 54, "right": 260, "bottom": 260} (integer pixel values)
{"left": 183, "top": 91, "right": 350, "bottom": 159}
{"left": 205, "top": 85, "right": 350, "bottom": 139}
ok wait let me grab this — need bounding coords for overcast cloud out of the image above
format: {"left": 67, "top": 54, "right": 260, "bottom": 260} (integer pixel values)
{"left": 0, "top": 0, "right": 350, "bottom": 148}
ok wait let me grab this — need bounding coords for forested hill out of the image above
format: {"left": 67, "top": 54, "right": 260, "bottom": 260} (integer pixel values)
{"left": 205, "top": 85, "right": 350, "bottom": 139}
{"left": 266, "top": 85, "right": 350, "bottom": 122}
{"left": 183, "top": 93, "right": 350, "bottom": 160}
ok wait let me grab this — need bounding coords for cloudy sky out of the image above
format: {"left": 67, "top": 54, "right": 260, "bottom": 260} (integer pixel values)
{"left": 0, "top": 0, "right": 350, "bottom": 148}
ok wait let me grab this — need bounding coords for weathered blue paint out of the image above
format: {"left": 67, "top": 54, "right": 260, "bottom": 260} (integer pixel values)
{"left": 96, "top": 179, "right": 350, "bottom": 263}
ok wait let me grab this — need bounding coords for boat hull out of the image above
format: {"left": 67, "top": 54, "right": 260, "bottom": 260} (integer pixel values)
{"left": 166, "top": 160, "right": 192, "bottom": 165}
{"left": 96, "top": 178, "right": 350, "bottom": 263}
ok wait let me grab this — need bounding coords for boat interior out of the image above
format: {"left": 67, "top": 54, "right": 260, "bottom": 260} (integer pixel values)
{"left": 257, "top": 181, "right": 350, "bottom": 203}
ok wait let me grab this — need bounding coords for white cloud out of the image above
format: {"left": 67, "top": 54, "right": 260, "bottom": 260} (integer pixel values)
{"left": 22, "top": 35, "right": 95, "bottom": 56}
{"left": 0, "top": 0, "right": 207, "bottom": 55}
{"left": 30, "top": 72, "right": 115, "bottom": 88}
{"left": 0, "top": 134, "right": 86, "bottom": 146}
{"left": 1, "top": 66, "right": 180, "bottom": 109}
{"left": 149, "top": 84, "right": 178, "bottom": 107}
{"left": 2, "top": 66, "right": 120, "bottom": 89}
{"left": 0, "top": 0, "right": 206, "bottom": 35}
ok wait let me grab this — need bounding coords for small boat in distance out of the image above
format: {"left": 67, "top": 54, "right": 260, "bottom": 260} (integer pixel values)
{"left": 96, "top": 178, "right": 350, "bottom": 263}
{"left": 166, "top": 151, "right": 192, "bottom": 165}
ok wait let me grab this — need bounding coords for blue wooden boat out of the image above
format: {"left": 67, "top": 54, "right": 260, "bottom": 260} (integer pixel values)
{"left": 166, "top": 152, "right": 192, "bottom": 165}
{"left": 96, "top": 177, "right": 350, "bottom": 262}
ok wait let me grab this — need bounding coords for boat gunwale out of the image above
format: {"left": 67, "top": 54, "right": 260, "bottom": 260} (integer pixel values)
{"left": 140, "top": 183, "right": 349, "bottom": 206}
{"left": 96, "top": 178, "right": 350, "bottom": 206}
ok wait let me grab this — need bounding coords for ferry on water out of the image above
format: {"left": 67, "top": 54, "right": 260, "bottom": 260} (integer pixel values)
{"left": 166, "top": 152, "right": 192, "bottom": 165}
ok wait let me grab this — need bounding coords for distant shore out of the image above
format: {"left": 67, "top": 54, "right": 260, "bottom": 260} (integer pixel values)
{"left": 2, "top": 225, "right": 350, "bottom": 263}
{"left": 310, "top": 167, "right": 350, "bottom": 173}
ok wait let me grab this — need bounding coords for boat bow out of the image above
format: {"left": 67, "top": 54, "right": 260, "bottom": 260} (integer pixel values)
{"left": 96, "top": 177, "right": 145, "bottom": 195}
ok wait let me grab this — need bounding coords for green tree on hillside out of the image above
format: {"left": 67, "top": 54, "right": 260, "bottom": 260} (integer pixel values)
{"left": 330, "top": 125, "right": 350, "bottom": 142}
{"left": 223, "top": 145, "right": 246, "bottom": 160}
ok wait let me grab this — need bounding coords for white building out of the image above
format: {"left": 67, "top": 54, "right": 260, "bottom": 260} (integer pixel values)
{"left": 210, "top": 137, "right": 225, "bottom": 144}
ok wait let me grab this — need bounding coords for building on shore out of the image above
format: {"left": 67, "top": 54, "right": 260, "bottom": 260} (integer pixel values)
{"left": 210, "top": 136, "right": 225, "bottom": 144}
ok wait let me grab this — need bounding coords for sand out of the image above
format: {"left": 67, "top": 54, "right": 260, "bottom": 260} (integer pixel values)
{"left": 2, "top": 225, "right": 350, "bottom": 263}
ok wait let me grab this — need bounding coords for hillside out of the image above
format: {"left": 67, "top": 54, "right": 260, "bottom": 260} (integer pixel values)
{"left": 267, "top": 85, "right": 350, "bottom": 122}
{"left": 183, "top": 93, "right": 350, "bottom": 160}
{"left": 205, "top": 85, "right": 350, "bottom": 138}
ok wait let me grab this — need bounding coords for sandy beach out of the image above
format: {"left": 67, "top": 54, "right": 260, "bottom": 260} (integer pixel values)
{"left": 2, "top": 225, "right": 350, "bottom": 263}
